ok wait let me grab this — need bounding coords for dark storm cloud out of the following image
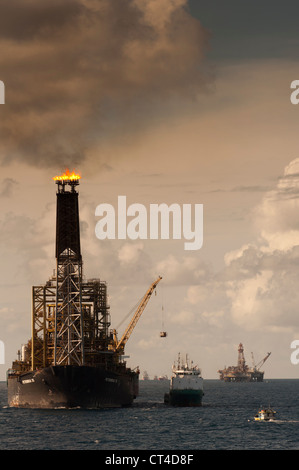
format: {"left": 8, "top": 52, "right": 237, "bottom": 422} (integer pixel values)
{"left": 0, "top": 0, "right": 210, "bottom": 168}
{"left": 189, "top": 0, "right": 299, "bottom": 60}
{"left": 0, "top": 0, "right": 85, "bottom": 41}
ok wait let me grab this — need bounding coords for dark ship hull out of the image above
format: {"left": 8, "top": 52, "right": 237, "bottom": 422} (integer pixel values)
{"left": 164, "top": 389, "right": 203, "bottom": 407}
{"left": 7, "top": 365, "right": 139, "bottom": 409}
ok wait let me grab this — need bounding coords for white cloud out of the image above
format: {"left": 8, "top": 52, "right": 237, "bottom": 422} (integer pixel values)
{"left": 155, "top": 253, "right": 209, "bottom": 285}
{"left": 202, "top": 310, "right": 225, "bottom": 328}
{"left": 118, "top": 242, "right": 144, "bottom": 264}
{"left": 220, "top": 158, "right": 299, "bottom": 332}
{"left": 227, "top": 270, "right": 273, "bottom": 329}
{"left": 170, "top": 309, "right": 195, "bottom": 325}
{"left": 254, "top": 157, "right": 299, "bottom": 245}
{"left": 185, "top": 285, "right": 208, "bottom": 305}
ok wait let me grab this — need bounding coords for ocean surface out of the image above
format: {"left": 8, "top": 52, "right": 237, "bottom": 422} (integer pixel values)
{"left": 0, "top": 379, "right": 299, "bottom": 450}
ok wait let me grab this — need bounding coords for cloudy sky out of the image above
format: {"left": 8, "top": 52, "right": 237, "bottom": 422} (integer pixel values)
{"left": 1, "top": 0, "right": 299, "bottom": 380}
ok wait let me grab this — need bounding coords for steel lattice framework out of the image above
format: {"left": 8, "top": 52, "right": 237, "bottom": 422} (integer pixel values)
{"left": 17, "top": 172, "right": 160, "bottom": 381}
{"left": 53, "top": 179, "right": 84, "bottom": 366}
{"left": 54, "top": 248, "right": 84, "bottom": 365}
{"left": 31, "top": 177, "right": 111, "bottom": 370}
{"left": 31, "top": 275, "right": 110, "bottom": 369}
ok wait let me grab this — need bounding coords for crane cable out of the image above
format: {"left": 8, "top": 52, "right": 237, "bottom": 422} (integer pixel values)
{"left": 115, "top": 296, "right": 143, "bottom": 331}
{"left": 160, "top": 284, "right": 167, "bottom": 337}
{"left": 161, "top": 285, "right": 165, "bottom": 330}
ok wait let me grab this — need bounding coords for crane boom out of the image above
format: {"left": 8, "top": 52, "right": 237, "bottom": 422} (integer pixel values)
{"left": 256, "top": 352, "right": 271, "bottom": 370}
{"left": 115, "top": 276, "right": 162, "bottom": 352}
{"left": 251, "top": 352, "right": 255, "bottom": 368}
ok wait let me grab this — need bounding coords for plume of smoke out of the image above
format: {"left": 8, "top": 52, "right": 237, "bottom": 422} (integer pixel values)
{"left": 0, "top": 0, "right": 211, "bottom": 168}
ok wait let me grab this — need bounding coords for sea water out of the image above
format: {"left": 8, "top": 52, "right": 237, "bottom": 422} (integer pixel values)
{"left": 0, "top": 379, "right": 298, "bottom": 450}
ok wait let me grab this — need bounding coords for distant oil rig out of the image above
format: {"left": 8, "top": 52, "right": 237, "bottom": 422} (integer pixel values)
{"left": 218, "top": 343, "right": 271, "bottom": 382}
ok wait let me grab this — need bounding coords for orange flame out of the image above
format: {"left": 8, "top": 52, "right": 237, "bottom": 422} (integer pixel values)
{"left": 53, "top": 169, "right": 81, "bottom": 181}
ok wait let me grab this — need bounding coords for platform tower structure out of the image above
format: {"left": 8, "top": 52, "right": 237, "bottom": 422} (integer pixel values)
{"left": 54, "top": 176, "right": 84, "bottom": 366}
{"left": 31, "top": 172, "right": 111, "bottom": 371}
{"left": 237, "top": 343, "right": 246, "bottom": 371}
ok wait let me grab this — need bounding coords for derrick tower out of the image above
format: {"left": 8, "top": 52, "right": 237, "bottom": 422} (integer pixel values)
{"left": 31, "top": 171, "right": 111, "bottom": 371}
{"left": 237, "top": 343, "right": 246, "bottom": 372}
{"left": 54, "top": 176, "right": 84, "bottom": 366}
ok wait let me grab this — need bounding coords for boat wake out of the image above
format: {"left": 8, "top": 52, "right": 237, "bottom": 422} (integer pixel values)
{"left": 273, "top": 419, "right": 299, "bottom": 424}
{"left": 250, "top": 418, "right": 299, "bottom": 424}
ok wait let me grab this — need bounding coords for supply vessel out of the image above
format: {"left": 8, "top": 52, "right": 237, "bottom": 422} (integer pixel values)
{"left": 218, "top": 343, "right": 271, "bottom": 382}
{"left": 7, "top": 170, "right": 162, "bottom": 408}
{"left": 164, "top": 353, "right": 204, "bottom": 406}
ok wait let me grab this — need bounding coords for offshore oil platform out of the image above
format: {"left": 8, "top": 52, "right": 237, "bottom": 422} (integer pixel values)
{"left": 218, "top": 343, "right": 271, "bottom": 382}
{"left": 7, "top": 170, "right": 162, "bottom": 408}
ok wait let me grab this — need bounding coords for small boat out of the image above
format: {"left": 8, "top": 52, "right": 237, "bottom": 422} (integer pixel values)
{"left": 254, "top": 407, "right": 277, "bottom": 421}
